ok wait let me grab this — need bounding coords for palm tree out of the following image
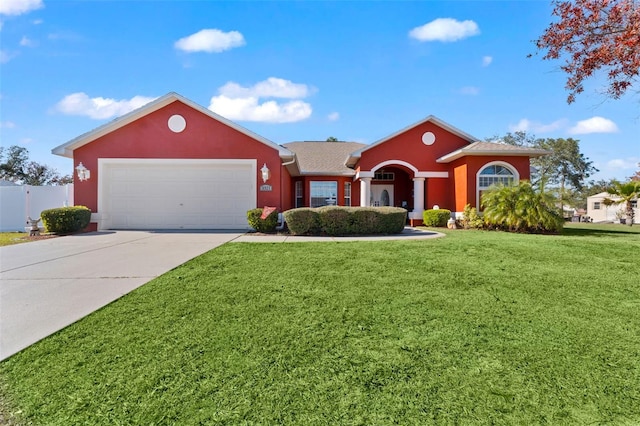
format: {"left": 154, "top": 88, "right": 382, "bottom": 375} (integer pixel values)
{"left": 604, "top": 181, "right": 640, "bottom": 226}
{"left": 481, "top": 181, "right": 563, "bottom": 233}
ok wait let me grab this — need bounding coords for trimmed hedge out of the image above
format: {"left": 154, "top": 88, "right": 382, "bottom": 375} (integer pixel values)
{"left": 41, "top": 206, "right": 91, "bottom": 234}
{"left": 317, "top": 207, "right": 352, "bottom": 236}
{"left": 422, "top": 209, "right": 451, "bottom": 227}
{"left": 283, "top": 208, "right": 321, "bottom": 235}
{"left": 283, "top": 206, "right": 407, "bottom": 236}
{"left": 247, "top": 208, "right": 279, "bottom": 233}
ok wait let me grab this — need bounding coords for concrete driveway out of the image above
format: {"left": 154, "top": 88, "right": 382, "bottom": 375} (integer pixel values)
{"left": 0, "top": 230, "right": 242, "bottom": 361}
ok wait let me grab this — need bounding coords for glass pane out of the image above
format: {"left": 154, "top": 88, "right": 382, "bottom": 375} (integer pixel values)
{"left": 480, "top": 166, "right": 496, "bottom": 175}
{"left": 310, "top": 181, "right": 338, "bottom": 207}
{"left": 381, "top": 190, "right": 390, "bottom": 206}
{"left": 496, "top": 166, "right": 514, "bottom": 175}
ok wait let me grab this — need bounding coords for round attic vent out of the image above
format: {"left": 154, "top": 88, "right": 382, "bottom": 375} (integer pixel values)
{"left": 168, "top": 114, "right": 187, "bottom": 133}
{"left": 422, "top": 131, "right": 436, "bottom": 145}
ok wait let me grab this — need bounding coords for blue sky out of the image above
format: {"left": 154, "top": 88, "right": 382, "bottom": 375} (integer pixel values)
{"left": 1, "top": 0, "right": 638, "bottom": 182}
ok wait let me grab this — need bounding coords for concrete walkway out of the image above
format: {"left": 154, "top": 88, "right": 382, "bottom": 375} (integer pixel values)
{"left": 0, "top": 231, "right": 242, "bottom": 361}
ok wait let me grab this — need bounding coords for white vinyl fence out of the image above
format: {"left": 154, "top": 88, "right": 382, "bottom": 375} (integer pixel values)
{"left": 0, "top": 184, "right": 74, "bottom": 232}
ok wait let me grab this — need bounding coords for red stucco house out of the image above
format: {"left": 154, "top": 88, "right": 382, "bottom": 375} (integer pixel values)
{"left": 52, "top": 92, "right": 547, "bottom": 230}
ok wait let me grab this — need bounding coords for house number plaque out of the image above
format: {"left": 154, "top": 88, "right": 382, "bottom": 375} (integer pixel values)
{"left": 260, "top": 184, "right": 272, "bottom": 192}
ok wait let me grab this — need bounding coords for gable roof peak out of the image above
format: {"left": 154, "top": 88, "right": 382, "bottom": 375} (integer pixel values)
{"left": 345, "top": 115, "right": 479, "bottom": 166}
{"left": 51, "top": 91, "right": 293, "bottom": 158}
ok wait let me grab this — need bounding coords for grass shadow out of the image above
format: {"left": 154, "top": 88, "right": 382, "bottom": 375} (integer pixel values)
{"left": 562, "top": 224, "right": 640, "bottom": 237}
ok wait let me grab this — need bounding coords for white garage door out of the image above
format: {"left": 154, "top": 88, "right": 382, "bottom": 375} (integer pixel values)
{"left": 100, "top": 160, "right": 256, "bottom": 230}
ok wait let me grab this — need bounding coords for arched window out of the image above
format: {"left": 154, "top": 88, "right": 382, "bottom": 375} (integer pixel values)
{"left": 478, "top": 164, "right": 516, "bottom": 188}
{"left": 476, "top": 162, "right": 518, "bottom": 209}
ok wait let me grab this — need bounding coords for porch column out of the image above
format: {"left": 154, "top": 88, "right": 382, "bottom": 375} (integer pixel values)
{"left": 360, "top": 178, "right": 371, "bottom": 207}
{"left": 411, "top": 177, "right": 425, "bottom": 219}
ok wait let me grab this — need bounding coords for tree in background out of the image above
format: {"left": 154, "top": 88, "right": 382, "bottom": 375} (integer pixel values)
{"left": 0, "top": 145, "right": 72, "bottom": 185}
{"left": 630, "top": 163, "right": 640, "bottom": 181}
{"left": 489, "top": 132, "right": 597, "bottom": 208}
{"left": 534, "top": 0, "right": 640, "bottom": 103}
{"left": 536, "top": 137, "right": 598, "bottom": 207}
{"left": 567, "top": 178, "right": 618, "bottom": 210}
{"left": 325, "top": 136, "right": 339, "bottom": 142}
{"left": 604, "top": 181, "right": 640, "bottom": 226}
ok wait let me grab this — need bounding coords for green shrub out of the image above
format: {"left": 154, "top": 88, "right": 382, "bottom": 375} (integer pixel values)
{"left": 461, "top": 204, "right": 485, "bottom": 229}
{"left": 375, "top": 207, "right": 407, "bottom": 233}
{"left": 350, "top": 208, "right": 381, "bottom": 235}
{"left": 246, "top": 208, "right": 278, "bottom": 233}
{"left": 422, "top": 209, "right": 451, "bottom": 227}
{"left": 318, "top": 206, "right": 353, "bottom": 236}
{"left": 284, "top": 206, "right": 406, "bottom": 235}
{"left": 481, "top": 181, "right": 563, "bottom": 234}
{"left": 41, "top": 206, "right": 91, "bottom": 234}
{"left": 283, "top": 208, "right": 321, "bottom": 235}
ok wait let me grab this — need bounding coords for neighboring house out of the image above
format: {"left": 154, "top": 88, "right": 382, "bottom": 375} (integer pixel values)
{"left": 51, "top": 92, "right": 547, "bottom": 231}
{"left": 587, "top": 192, "right": 639, "bottom": 224}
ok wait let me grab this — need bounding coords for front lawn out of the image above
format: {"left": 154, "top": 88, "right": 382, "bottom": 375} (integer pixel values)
{"left": 1, "top": 224, "right": 639, "bottom": 424}
{"left": 0, "top": 233, "right": 28, "bottom": 247}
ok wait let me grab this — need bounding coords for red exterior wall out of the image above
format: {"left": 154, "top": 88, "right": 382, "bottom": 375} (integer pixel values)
{"left": 357, "top": 121, "right": 469, "bottom": 172}
{"left": 426, "top": 178, "right": 450, "bottom": 210}
{"left": 73, "top": 100, "right": 284, "bottom": 215}
{"left": 280, "top": 166, "right": 293, "bottom": 211}
{"left": 450, "top": 156, "right": 532, "bottom": 211}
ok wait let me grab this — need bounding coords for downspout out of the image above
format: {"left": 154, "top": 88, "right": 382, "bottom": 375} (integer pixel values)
{"left": 277, "top": 157, "right": 297, "bottom": 230}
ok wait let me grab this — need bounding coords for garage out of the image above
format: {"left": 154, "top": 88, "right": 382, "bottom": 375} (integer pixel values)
{"left": 98, "top": 159, "right": 256, "bottom": 230}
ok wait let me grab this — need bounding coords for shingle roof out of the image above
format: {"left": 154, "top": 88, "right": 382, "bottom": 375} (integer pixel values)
{"left": 282, "top": 141, "right": 367, "bottom": 175}
{"left": 436, "top": 141, "right": 550, "bottom": 163}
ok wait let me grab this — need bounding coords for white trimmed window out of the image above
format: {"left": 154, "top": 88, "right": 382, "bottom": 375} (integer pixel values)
{"left": 374, "top": 171, "right": 395, "bottom": 181}
{"left": 478, "top": 165, "right": 515, "bottom": 188}
{"left": 477, "top": 162, "right": 518, "bottom": 210}
{"left": 310, "top": 181, "right": 337, "bottom": 207}
{"left": 295, "top": 181, "right": 304, "bottom": 208}
{"left": 344, "top": 182, "right": 351, "bottom": 206}
{"left": 593, "top": 202, "right": 601, "bottom": 210}
{"left": 632, "top": 200, "right": 638, "bottom": 208}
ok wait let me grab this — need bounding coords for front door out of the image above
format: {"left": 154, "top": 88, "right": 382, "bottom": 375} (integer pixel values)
{"left": 371, "top": 184, "right": 394, "bottom": 207}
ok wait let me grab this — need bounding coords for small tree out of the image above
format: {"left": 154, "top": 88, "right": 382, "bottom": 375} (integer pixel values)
{"left": 481, "top": 181, "right": 563, "bottom": 233}
{"left": 604, "top": 181, "right": 640, "bottom": 226}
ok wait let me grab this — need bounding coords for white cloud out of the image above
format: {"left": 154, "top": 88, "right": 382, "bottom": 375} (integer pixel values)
{"left": 482, "top": 56, "right": 492, "bottom": 66}
{"left": 32, "top": 18, "right": 42, "bottom": 24}
{"left": 0, "top": 50, "right": 15, "bottom": 63}
{"left": 458, "top": 86, "right": 480, "bottom": 96}
{"left": 19, "top": 36, "right": 36, "bottom": 47}
{"left": 568, "top": 116, "right": 619, "bottom": 134}
{"left": 509, "top": 118, "right": 566, "bottom": 134}
{"left": 219, "top": 77, "right": 312, "bottom": 99}
{"left": 209, "top": 95, "right": 311, "bottom": 123}
{"left": 0, "top": 121, "right": 16, "bottom": 128}
{"left": 606, "top": 157, "right": 639, "bottom": 170}
{"left": 328, "top": 112, "right": 340, "bottom": 121}
{"left": 409, "top": 18, "right": 479, "bottom": 42}
{"left": 55, "top": 92, "right": 157, "bottom": 120}
{"left": 208, "top": 77, "right": 313, "bottom": 123}
{"left": 0, "top": 0, "right": 43, "bottom": 16}
{"left": 174, "top": 29, "right": 245, "bottom": 53}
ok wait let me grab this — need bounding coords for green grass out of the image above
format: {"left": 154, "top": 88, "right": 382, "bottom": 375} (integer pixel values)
{"left": 0, "top": 233, "right": 28, "bottom": 247}
{"left": 1, "top": 224, "right": 640, "bottom": 424}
